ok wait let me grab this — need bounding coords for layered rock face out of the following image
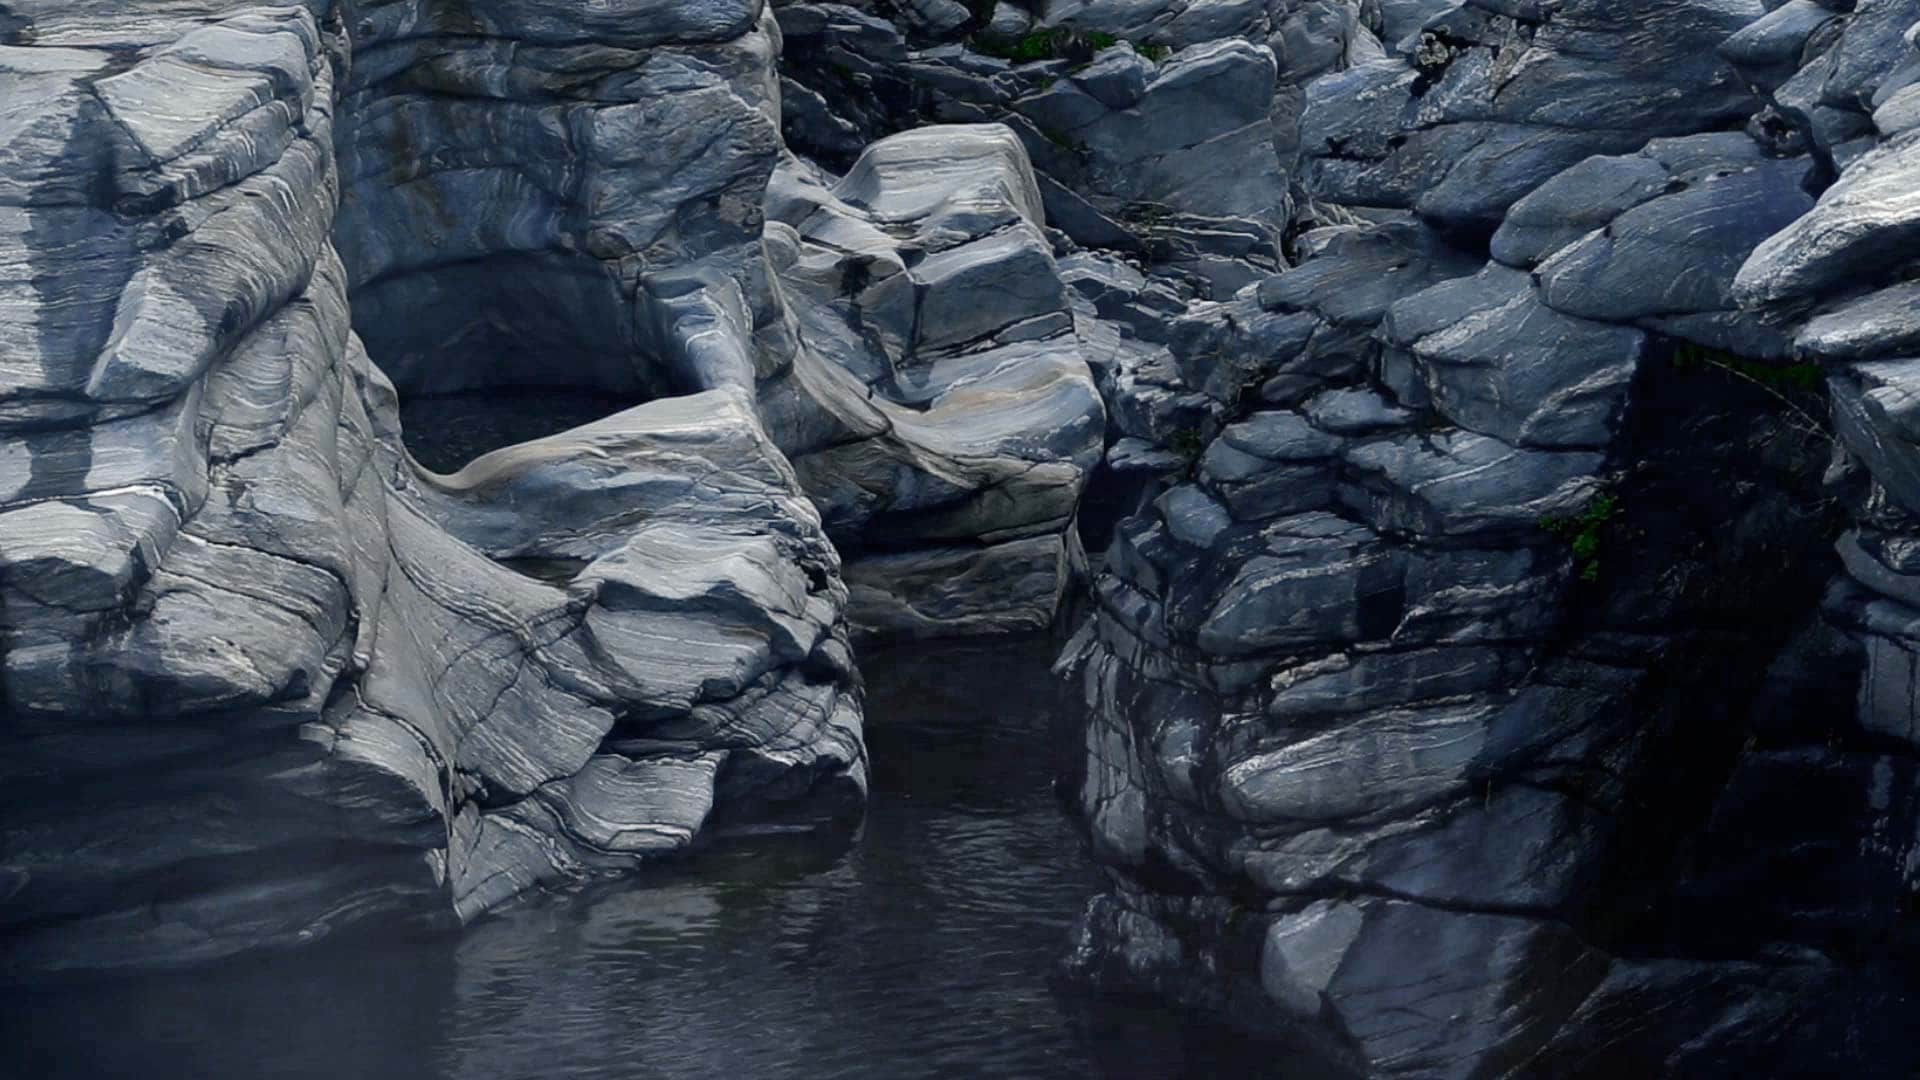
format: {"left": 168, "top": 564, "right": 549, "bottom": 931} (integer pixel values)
{"left": 0, "top": 0, "right": 1103, "bottom": 973}
{"left": 766, "top": 127, "right": 1106, "bottom": 634}
{"left": 1059, "top": 0, "right": 1920, "bottom": 1073}
{"left": 0, "top": 0, "right": 859, "bottom": 973}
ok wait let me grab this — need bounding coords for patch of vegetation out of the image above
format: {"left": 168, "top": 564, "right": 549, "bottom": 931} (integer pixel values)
{"left": 1034, "top": 123, "right": 1083, "bottom": 155}
{"left": 1668, "top": 340, "right": 1829, "bottom": 440}
{"left": 973, "top": 27, "right": 1072, "bottom": 61}
{"left": 1116, "top": 199, "right": 1180, "bottom": 259}
{"left": 1122, "top": 200, "right": 1175, "bottom": 231}
{"left": 1541, "top": 490, "right": 1620, "bottom": 583}
{"left": 1670, "top": 341, "right": 1821, "bottom": 392}
{"left": 1168, "top": 428, "right": 1207, "bottom": 463}
{"left": 972, "top": 27, "right": 1162, "bottom": 63}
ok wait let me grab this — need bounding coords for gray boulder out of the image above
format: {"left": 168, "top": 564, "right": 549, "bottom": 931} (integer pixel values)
{"left": 1735, "top": 131, "right": 1920, "bottom": 306}
{"left": 1302, "top": 0, "right": 1766, "bottom": 231}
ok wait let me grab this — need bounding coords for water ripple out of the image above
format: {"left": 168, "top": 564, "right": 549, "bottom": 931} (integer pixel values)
{"left": 2, "top": 637, "right": 1295, "bottom": 1080}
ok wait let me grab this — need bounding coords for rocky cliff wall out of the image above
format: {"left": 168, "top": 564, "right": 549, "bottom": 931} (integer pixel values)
{"left": 1049, "top": 0, "right": 1920, "bottom": 1073}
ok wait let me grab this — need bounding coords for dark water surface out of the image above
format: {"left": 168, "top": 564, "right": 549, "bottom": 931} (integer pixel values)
{"left": 4, "top": 638, "right": 1285, "bottom": 1079}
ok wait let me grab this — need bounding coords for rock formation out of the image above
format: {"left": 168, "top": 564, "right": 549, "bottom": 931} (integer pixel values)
{"left": 6, "top": 0, "right": 1920, "bottom": 1071}
{"left": 1051, "top": 0, "right": 1920, "bottom": 1074}
{"left": 0, "top": 0, "right": 1101, "bottom": 973}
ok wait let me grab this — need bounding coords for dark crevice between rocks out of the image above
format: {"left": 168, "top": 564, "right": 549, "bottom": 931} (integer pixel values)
{"left": 394, "top": 388, "right": 648, "bottom": 473}
{"left": 341, "top": 248, "right": 694, "bottom": 473}
{"left": 1076, "top": 460, "right": 1154, "bottom": 556}
{"left": 492, "top": 555, "right": 592, "bottom": 585}
{"left": 713, "top": 733, "right": 869, "bottom": 817}
{"left": 1541, "top": 335, "right": 1851, "bottom": 966}
{"left": 779, "top": 39, "right": 923, "bottom": 173}
{"left": 0, "top": 6, "right": 33, "bottom": 46}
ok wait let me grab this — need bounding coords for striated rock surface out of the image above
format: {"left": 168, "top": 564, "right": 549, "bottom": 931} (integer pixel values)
{"left": 765, "top": 124, "right": 1105, "bottom": 636}
{"left": 1058, "top": 0, "right": 1920, "bottom": 1074}
{"left": 770, "top": 0, "right": 1385, "bottom": 295}
{"left": 0, "top": 0, "right": 876, "bottom": 974}
{"left": 0, "top": 0, "right": 1102, "bottom": 973}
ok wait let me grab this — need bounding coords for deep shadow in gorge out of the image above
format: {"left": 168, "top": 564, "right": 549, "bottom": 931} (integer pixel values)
{"left": 397, "top": 388, "right": 650, "bottom": 473}
{"left": 345, "top": 246, "right": 681, "bottom": 475}
{"left": 1561, "top": 340, "right": 1854, "bottom": 961}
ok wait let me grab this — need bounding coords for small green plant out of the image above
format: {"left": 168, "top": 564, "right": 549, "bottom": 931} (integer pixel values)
{"left": 1541, "top": 490, "right": 1620, "bottom": 583}
{"left": 1118, "top": 201, "right": 1179, "bottom": 260}
{"left": 973, "top": 28, "right": 1071, "bottom": 61}
{"left": 1070, "top": 32, "right": 1124, "bottom": 71}
{"left": 1034, "top": 124, "right": 1083, "bottom": 155}
{"left": 1670, "top": 341, "right": 1820, "bottom": 392}
{"left": 1123, "top": 200, "right": 1175, "bottom": 231}
{"left": 1167, "top": 428, "right": 1206, "bottom": 463}
{"left": 972, "top": 27, "right": 1158, "bottom": 63}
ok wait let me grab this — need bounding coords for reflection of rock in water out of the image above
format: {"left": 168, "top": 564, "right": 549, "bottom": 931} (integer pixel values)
{"left": 0, "top": 639, "right": 1295, "bottom": 1080}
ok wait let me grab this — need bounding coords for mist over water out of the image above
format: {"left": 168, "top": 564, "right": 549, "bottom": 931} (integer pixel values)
{"left": 3, "top": 638, "right": 1285, "bottom": 1080}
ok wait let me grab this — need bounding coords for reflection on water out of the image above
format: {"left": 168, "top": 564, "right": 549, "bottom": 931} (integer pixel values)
{"left": 1, "top": 637, "right": 1285, "bottom": 1079}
